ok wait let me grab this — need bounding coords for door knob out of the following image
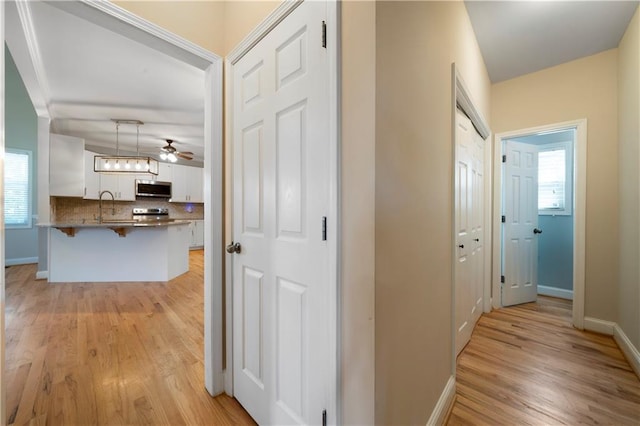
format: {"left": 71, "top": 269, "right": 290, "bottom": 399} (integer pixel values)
{"left": 226, "top": 242, "right": 241, "bottom": 254}
{"left": 473, "top": 238, "right": 480, "bottom": 242}
{"left": 458, "top": 244, "right": 464, "bottom": 249}
{"left": 533, "top": 228, "right": 543, "bottom": 234}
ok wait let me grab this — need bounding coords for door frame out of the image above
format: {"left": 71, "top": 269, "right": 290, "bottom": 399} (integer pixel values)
{"left": 224, "top": 0, "right": 340, "bottom": 422}
{"left": 2, "top": 0, "right": 225, "bottom": 401}
{"left": 450, "top": 64, "right": 492, "bottom": 372}
{"left": 492, "top": 119, "right": 587, "bottom": 329}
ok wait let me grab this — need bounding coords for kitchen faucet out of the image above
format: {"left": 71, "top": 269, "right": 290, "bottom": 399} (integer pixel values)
{"left": 98, "top": 190, "right": 115, "bottom": 223}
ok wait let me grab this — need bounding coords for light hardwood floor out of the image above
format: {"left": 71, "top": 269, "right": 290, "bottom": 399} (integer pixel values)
{"left": 5, "top": 250, "right": 256, "bottom": 425}
{"left": 448, "top": 296, "right": 640, "bottom": 425}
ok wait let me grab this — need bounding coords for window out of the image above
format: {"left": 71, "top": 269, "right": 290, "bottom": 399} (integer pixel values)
{"left": 5, "top": 149, "right": 32, "bottom": 228}
{"left": 538, "top": 141, "right": 572, "bottom": 215}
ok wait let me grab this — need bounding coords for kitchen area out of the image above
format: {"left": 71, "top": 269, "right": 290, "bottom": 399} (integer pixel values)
{"left": 44, "top": 133, "right": 205, "bottom": 282}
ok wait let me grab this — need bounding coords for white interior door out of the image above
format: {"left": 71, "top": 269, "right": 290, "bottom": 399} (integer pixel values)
{"left": 455, "top": 109, "right": 484, "bottom": 356}
{"left": 231, "top": 2, "right": 330, "bottom": 424}
{"left": 502, "top": 140, "right": 539, "bottom": 306}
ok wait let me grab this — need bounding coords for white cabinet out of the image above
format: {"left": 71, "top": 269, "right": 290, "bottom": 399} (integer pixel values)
{"left": 84, "top": 151, "right": 101, "bottom": 200}
{"left": 50, "top": 134, "right": 85, "bottom": 197}
{"left": 189, "top": 220, "right": 205, "bottom": 249}
{"left": 99, "top": 173, "right": 138, "bottom": 201}
{"left": 155, "top": 163, "right": 173, "bottom": 182}
{"left": 171, "top": 165, "right": 203, "bottom": 203}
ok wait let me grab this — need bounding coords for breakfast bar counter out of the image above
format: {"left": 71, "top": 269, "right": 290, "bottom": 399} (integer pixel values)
{"left": 44, "top": 220, "right": 191, "bottom": 283}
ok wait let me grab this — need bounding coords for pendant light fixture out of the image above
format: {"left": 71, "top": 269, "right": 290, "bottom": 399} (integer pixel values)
{"left": 94, "top": 119, "right": 159, "bottom": 175}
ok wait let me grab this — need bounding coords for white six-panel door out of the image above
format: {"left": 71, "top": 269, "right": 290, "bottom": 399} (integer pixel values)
{"left": 231, "top": 2, "right": 329, "bottom": 424}
{"left": 455, "top": 109, "right": 484, "bottom": 356}
{"left": 502, "top": 140, "right": 539, "bottom": 306}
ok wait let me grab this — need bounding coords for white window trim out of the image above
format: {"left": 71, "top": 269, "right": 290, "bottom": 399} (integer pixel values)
{"left": 5, "top": 148, "right": 33, "bottom": 229}
{"left": 538, "top": 140, "right": 573, "bottom": 216}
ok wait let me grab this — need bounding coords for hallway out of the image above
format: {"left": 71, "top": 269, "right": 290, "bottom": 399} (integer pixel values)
{"left": 448, "top": 297, "right": 640, "bottom": 425}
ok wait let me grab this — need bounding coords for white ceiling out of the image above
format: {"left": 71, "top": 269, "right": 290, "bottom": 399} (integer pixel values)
{"left": 465, "top": 1, "right": 640, "bottom": 83}
{"left": 6, "top": 1, "right": 206, "bottom": 166}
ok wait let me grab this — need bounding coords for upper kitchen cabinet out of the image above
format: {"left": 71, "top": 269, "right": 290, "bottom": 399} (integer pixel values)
{"left": 99, "top": 173, "right": 139, "bottom": 201}
{"left": 50, "top": 134, "right": 85, "bottom": 197}
{"left": 84, "top": 151, "right": 101, "bottom": 200}
{"left": 155, "top": 163, "right": 173, "bottom": 183}
{"left": 171, "top": 164, "right": 203, "bottom": 203}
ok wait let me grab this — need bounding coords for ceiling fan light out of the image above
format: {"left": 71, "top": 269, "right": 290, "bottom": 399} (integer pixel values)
{"left": 160, "top": 152, "right": 168, "bottom": 160}
{"left": 168, "top": 153, "right": 177, "bottom": 163}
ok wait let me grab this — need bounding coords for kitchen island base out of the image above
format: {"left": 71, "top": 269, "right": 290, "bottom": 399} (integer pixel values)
{"left": 49, "top": 222, "right": 190, "bottom": 282}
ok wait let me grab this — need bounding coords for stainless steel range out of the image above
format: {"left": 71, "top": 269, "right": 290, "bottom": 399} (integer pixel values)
{"left": 132, "top": 208, "right": 174, "bottom": 223}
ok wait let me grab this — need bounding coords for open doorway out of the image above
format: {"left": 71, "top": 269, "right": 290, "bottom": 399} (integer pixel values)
{"left": 492, "top": 120, "right": 587, "bottom": 329}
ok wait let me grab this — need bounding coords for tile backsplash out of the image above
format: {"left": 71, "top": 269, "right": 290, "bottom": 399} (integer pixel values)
{"left": 51, "top": 197, "right": 204, "bottom": 223}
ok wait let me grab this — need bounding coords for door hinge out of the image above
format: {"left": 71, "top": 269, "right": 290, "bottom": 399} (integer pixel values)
{"left": 322, "top": 409, "right": 327, "bottom": 426}
{"left": 502, "top": 154, "right": 506, "bottom": 163}
{"left": 501, "top": 275, "right": 505, "bottom": 284}
{"left": 322, "top": 21, "right": 327, "bottom": 48}
{"left": 322, "top": 216, "right": 327, "bottom": 241}
{"left": 501, "top": 215, "right": 506, "bottom": 223}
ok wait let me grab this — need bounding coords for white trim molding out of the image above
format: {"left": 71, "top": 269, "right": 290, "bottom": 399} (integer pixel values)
{"left": 583, "top": 317, "right": 615, "bottom": 336}
{"left": 426, "top": 375, "right": 456, "bottom": 426}
{"left": 35, "top": 271, "right": 48, "bottom": 280}
{"left": 614, "top": 324, "right": 640, "bottom": 379}
{"left": 537, "top": 285, "right": 573, "bottom": 300}
{"left": 5, "top": 257, "right": 38, "bottom": 266}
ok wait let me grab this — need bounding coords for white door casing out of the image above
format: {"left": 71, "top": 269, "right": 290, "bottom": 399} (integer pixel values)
{"left": 454, "top": 109, "right": 484, "bottom": 356}
{"left": 471, "top": 129, "right": 485, "bottom": 323}
{"left": 502, "top": 140, "right": 539, "bottom": 306}
{"left": 231, "top": 1, "right": 331, "bottom": 424}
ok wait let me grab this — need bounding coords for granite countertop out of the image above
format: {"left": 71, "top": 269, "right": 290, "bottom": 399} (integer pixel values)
{"left": 39, "top": 219, "right": 193, "bottom": 228}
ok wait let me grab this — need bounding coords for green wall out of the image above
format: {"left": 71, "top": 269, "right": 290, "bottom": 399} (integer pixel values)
{"left": 5, "top": 45, "right": 39, "bottom": 264}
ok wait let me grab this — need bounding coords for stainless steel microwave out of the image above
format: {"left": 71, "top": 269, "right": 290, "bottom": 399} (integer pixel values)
{"left": 135, "top": 180, "right": 172, "bottom": 198}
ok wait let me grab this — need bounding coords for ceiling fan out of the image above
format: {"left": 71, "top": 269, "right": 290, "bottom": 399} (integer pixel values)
{"left": 159, "top": 139, "right": 193, "bottom": 162}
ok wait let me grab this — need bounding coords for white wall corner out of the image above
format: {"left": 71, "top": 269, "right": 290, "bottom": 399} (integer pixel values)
{"left": 426, "top": 375, "right": 456, "bottom": 426}
{"left": 583, "top": 317, "right": 616, "bottom": 336}
{"left": 614, "top": 324, "right": 640, "bottom": 379}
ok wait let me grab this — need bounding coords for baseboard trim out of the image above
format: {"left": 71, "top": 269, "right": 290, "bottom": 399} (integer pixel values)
{"left": 426, "top": 375, "right": 456, "bottom": 426}
{"left": 583, "top": 317, "right": 615, "bottom": 335}
{"left": 538, "top": 285, "right": 573, "bottom": 300}
{"left": 614, "top": 324, "right": 640, "bottom": 379}
{"left": 5, "top": 257, "right": 38, "bottom": 266}
{"left": 35, "top": 270, "right": 48, "bottom": 280}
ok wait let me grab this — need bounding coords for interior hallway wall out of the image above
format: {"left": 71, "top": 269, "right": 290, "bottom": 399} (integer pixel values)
{"left": 492, "top": 49, "right": 619, "bottom": 322}
{"left": 375, "top": 2, "right": 491, "bottom": 422}
{"left": 617, "top": 6, "right": 640, "bottom": 350}
{"left": 5, "top": 46, "right": 38, "bottom": 265}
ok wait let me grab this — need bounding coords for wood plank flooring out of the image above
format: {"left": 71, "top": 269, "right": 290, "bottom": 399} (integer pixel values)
{"left": 5, "top": 250, "right": 256, "bottom": 426}
{"left": 448, "top": 297, "right": 640, "bottom": 425}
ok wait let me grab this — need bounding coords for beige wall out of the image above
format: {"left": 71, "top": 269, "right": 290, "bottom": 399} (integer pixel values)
{"left": 375, "top": 2, "right": 491, "bottom": 423}
{"left": 113, "top": 1, "right": 226, "bottom": 54}
{"left": 341, "top": 1, "right": 376, "bottom": 424}
{"left": 618, "top": 8, "right": 640, "bottom": 349}
{"left": 492, "top": 50, "right": 619, "bottom": 321}
{"left": 223, "top": 1, "right": 280, "bottom": 54}
{"left": 114, "top": 1, "right": 278, "bottom": 56}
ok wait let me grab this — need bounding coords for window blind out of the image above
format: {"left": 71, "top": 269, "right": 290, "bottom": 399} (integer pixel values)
{"left": 538, "top": 148, "right": 565, "bottom": 210}
{"left": 5, "top": 150, "right": 32, "bottom": 228}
